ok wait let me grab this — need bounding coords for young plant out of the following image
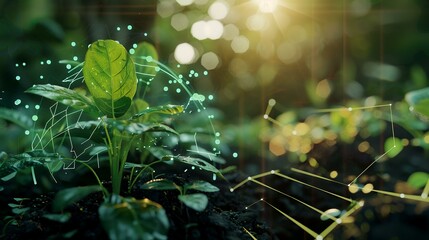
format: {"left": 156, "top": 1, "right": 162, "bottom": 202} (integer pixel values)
{"left": 1, "top": 39, "right": 222, "bottom": 239}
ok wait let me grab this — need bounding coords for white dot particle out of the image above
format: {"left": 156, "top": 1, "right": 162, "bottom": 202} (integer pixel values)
{"left": 400, "top": 193, "right": 405, "bottom": 198}
{"left": 263, "top": 114, "right": 269, "bottom": 119}
{"left": 15, "top": 76, "right": 20, "bottom": 81}
{"left": 230, "top": 188, "right": 234, "bottom": 192}
{"left": 247, "top": 177, "right": 252, "bottom": 180}
{"left": 24, "top": 130, "right": 30, "bottom": 135}
{"left": 71, "top": 41, "right": 76, "bottom": 47}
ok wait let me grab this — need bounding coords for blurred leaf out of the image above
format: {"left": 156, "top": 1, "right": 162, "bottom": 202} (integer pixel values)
{"left": 184, "top": 180, "right": 219, "bottom": 193}
{"left": 188, "top": 146, "right": 225, "bottom": 164}
{"left": 0, "top": 150, "right": 63, "bottom": 182}
{"left": 105, "top": 119, "right": 179, "bottom": 136}
{"left": 141, "top": 179, "right": 179, "bottom": 191}
{"left": 12, "top": 207, "right": 29, "bottom": 215}
{"left": 163, "top": 155, "right": 220, "bottom": 173}
{"left": 83, "top": 40, "right": 137, "bottom": 118}
{"left": 405, "top": 87, "right": 429, "bottom": 120}
{"left": 53, "top": 185, "right": 102, "bottom": 212}
{"left": 132, "top": 41, "right": 159, "bottom": 81}
{"left": 43, "top": 213, "right": 71, "bottom": 223}
{"left": 99, "top": 196, "right": 169, "bottom": 240}
{"left": 320, "top": 208, "right": 341, "bottom": 221}
{"left": 148, "top": 147, "right": 173, "bottom": 160}
{"left": 410, "top": 66, "right": 427, "bottom": 89}
{"left": 384, "top": 137, "right": 403, "bottom": 158}
{"left": 407, "top": 172, "right": 429, "bottom": 189}
{"left": 26, "top": 84, "right": 97, "bottom": 112}
{"left": 131, "top": 105, "right": 183, "bottom": 120}
{"left": 0, "top": 108, "right": 33, "bottom": 129}
{"left": 178, "top": 193, "right": 208, "bottom": 212}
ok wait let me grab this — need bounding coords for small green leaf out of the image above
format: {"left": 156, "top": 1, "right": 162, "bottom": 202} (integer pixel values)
{"left": 405, "top": 87, "right": 429, "bottom": 120}
{"left": 184, "top": 181, "right": 219, "bottom": 193}
{"left": 148, "top": 147, "right": 173, "bottom": 160}
{"left": 131, "top": 105, "right": 184, "bottom": 120}
{"left": 53, "top": 185, "right": 102, "bottom": 212}
{"left": 141, "top": 179, "right": 180, "bottom": 191}
{"left": 407, "top": 172, "right": 429, "bottom": 189}
{"left": 178, "top": 193, "right": 208, "bottom": 212}
{"left": 83, "top": 40, "right": 137, "bottom": 118}
{"left": 104, "top": 119, "right": 179, "bottom": 135}
{"left": 164, "top": 155, "right": 220, "bottom": 174}
{"left": 43, "top": 213, "right": 71, "bottom": 223}
{"left": 12, "top": 207, "right": 30, "bottom": 215}
{"left": 0, "top": 186, "right": 4, "bottom": 191}
{"left": 384, "top": 137, "right": 403, "bottom": 158}
{"left": 26, "top": 84, "right": 97, "bottom": 112}
{"left": 99, "top": 197, "right": 169, "bottom": 240}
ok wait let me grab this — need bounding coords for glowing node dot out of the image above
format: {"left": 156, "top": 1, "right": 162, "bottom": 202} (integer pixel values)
{"left": 163, "top": 86, "right": 169, "bottom": 92}
{"left": 46, "top": 60, "right": 51, "bottom": 65}
{"left": 176, "top": 88, "right": 181, "bottom": 93}
{"left": 127, "top": 25, "right": 133, "bottom": 30}
{"left": 35, "top": 105, "right": 40, "bottom": 110}
{"left": 15, "top": 63, "right": 19, "bottom": 67}
{"left": 208, "top": 95, "right": 214, "bottom": 100}
{"left": 421, "top": 193, "right": 428, "bottom": 199}
{"left": 24, "top": 130, "right": 30, "bottom": 135}
{"left": 215, "top": 139, "right": 221, "bottom": 145}
{"left": 116, "top": 27, "right": 121, "bottom": 31}
{"left": 263, "top": 114, "right": 269, "bottom": 119}
{"left": 14, "top": 99, "right": 21, "bottom": 105}
{"left": 245, "top": 207, "right": 248, "bottom": 209}
{"left": 260, "top": 198, "right": 264, "bottom": 201}
{"left": 194, "top": 73, "right": 199, "bottom": 77}
{"left": 39, "top": 75, "right": 44, "bottom": 79}
{"left": 32, "top": 115, "right": 38, "bottom": 121}
{"left": 129, "top": 49, "right": 135, "bottom": 54}
{"left": 155, "top": 67, "right": 160, "bottom": 72}
{"left": 132, "top": 43, "right": 138, "bottom": 49}
{"left": 71, "top": 41, "right": 76, "bottom": 47}
{"left": 336, "top": 219, "right": 342, "bottom": 224}
{"left": 348, "top": 107, "right": 353, "bottom": 111}
{"left": 400, "top": 193, "right": 405, "bottom": 198}
{"left": 232, "top": 152, "right": 238, "bottom": 158}
{"left": 66, "top": 64, "right": 72, "bottom": 70}
{"left": 25, "top": 105, "right": 29, "bottom": 109}
{"left": 204, "top": 71, "right": 208, "bottom": 75}
{"left": 144, "top": 32, "right": 148, "bottom": 36}
{"left": 270, "top": 170, "right": 275, "bottom": 174}
{"left": 215, "top": 132, "right": 220, "bottom": 137}
{"left": 268, "top": 99, "right": 276, "bottom": 106}
{"left": 316, "top": 235, "right": 323, "bottom": 240}
{"left": 40, "top": 61, "right": 44, "bottom": 65}
{"left": 73, "top": 56, "right": 78, "bottom": 61}
{"left": 22, "top": 62, "right": 26, "bottom": 66}
{"left": 15, "top": 76, "right": 21, "bottom": 81}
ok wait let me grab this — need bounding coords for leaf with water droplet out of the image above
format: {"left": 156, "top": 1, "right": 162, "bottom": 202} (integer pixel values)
{"left": 83, "top": 40, "right": 137, "bottom": 118}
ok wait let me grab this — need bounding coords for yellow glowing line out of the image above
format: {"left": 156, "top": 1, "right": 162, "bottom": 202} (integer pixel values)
{"left": 291, "top": 167, "right": 348, "bottom": 186}
{"left": 243, "top": 227, "right": 257, "bottom": 240}
{"left": 422, "top": 179, "right": 429, "bottom": 199}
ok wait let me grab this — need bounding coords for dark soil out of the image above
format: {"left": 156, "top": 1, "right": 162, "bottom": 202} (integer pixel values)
{"left": 1, "top": 172, "right": 274, "bottom": 240}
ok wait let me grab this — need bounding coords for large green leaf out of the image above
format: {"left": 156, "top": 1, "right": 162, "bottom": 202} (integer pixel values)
{"left": 52, "top": 185, "right": 102, "bottom": 212}
{"left": 0, "top": 108, "right": 33, "bottom": 129}
{"left": 178, "top": 193, "right": 208, "bottom": 212}
{"left": 0, "top": 150, "right": 64, "bottom": 182}
{"left": 99, "top": 197, "right": 169, "bottom": 240}
{"left": 405, "top": 87, "right": 429, "bottom": 120}
{"left": 104, "top": 119, "right": 179, "bottom": 135}
{"left": 83, "top": 40, "right": 137, "bottom": 118}
{"left": 26, "top": 84, "right": 97, "bottom": 112}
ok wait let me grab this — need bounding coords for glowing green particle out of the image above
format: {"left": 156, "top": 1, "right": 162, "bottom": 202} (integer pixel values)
{"left": 215, "top": 132, "right": 220, "bottom": 137}
{"left": 73, "top": 56, "right": 78, "bottom": 61}
{"left": 25, "top": 130, "right": 30, "bottom": 135}
{"left": 39, "top": 75, "right": 44, "bottom": 79}
{"left": 177, "top": 64, "right": 181, "bottom": 68}
{"left": 146, "top": 56, "right": 153, "bottom": 62}
{"left": 127, "top": 25, "right": 133, "bottom": 30}
{"left": 194, "top": 73, "right": 199, "bottom": 77}
{"left": 233, "top": 152, "right": 238, "bottom": 158}
{"left": 163, "top": 86, "right": 169, "bottom": 92}
{"left": 208, "top": 95, "right": 214, "bottom": 100}
{"left": 133, "top": 43, "right": 138, "bottom": 48}
{"left": 116, "top": 27, "right": 121, "bottom": 31}
{"left": 176, "top": 88, "right": 181, "bottom": 93}
{"left": 15, "top": 76, "right": 20, "bottom": 81}
{"left": 15, "top": 63, "right": 19, "bottom": 67}
{"left": 186, "top": 81, "right": 190, "bottom": 85}
{"left": 204, "top": 71, "right": 208, "bottom": 75}
{"left": 22, "top": 62, "right": 26, "bottom": 66}
{"left": 155, "top": 67, "right": 160, "bottom": 72}
{"left": 46, "top": 60, "right": 52, "bottom": 64}
{"left": 215, "top": 139, "right": 221, "bottom": 145}
{"left": 25, "top": 105, "right": 29, "bottom": 109}
{"left": 40, "top": 61, "right": 44, "bottom": 65}
{"left": 35, "top": 105, "right": 40, "bottom": 110}
{"left": 178, "top": 74, "right": 183, "bottom": 79}
{"left": 71, "top": 41, "right": 76, "bottom": 47}
{"left": 129, "top": 49, "right": 135, "bottom": 54}
{"left": 144, "top": 32, "right": 148, "bottom": 36}
{"left": 66, "top": 64, "right": 72, "bottom": 70}
{"left": 32, "top": 115, "right": 38, "bottom": 121}
{"left": 190, "top": 70, "right": 195, "bottom": 74}
{"left": 14, "top": 99, "right": 21, "bottom": 105}
{"left": 168, "top": 80, "right": 173, "bottom": 84}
